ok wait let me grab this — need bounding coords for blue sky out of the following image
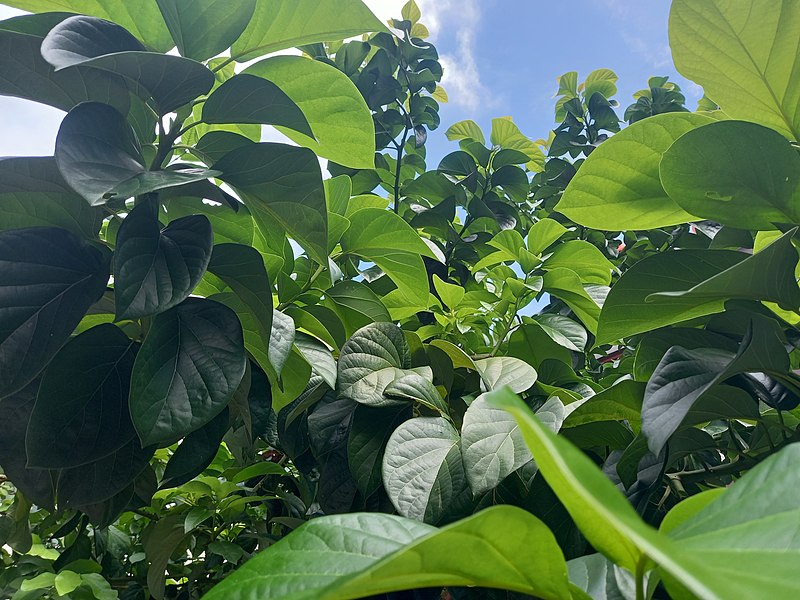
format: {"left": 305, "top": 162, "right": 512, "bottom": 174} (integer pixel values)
{"left": 0, "top": 1, "right": 700, "bottom": 162}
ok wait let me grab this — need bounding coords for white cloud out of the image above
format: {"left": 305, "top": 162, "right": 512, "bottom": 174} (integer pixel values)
{"left": 364, "top": 0, "right": 488, "bottom": 111}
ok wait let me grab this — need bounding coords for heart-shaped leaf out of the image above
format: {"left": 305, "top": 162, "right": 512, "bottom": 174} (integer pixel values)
{"left": 129, "top": 298, "right": 246, "bottom": 447}
{"left": 0, "top": 227, "right": 110, "bottom": 398}
{"left": 27, "top": 323, "right": 138, "bottom": 468}
{"left": 114, "top": 201, "right": 213, "bottom": 320}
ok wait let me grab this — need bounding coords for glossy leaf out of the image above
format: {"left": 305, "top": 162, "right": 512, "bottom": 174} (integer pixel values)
{"left": 129, "top": 298, "right": 246, "bottom": 447}
{"left": 41, "top": 15, "right": 215, "bottom": 113}
{"left": 114, "top": 201, "right": 213, "bottom": 320}
{"left": 244, "top": 56, "right": 375, "bottom": 169}
{"left": 2, "top": 0, "right": 173, "bottom": 50}
{"left": 557, "top": 113, "right": 712, "bottom": 229}
{"left": 660, "top": 120, "right": 800, "bottom": 229}
{"left": 0, "top": 227, "right": 110, "bottom": 398}
{"left": 27, "top": 324, "right": 138, "bottom": 468}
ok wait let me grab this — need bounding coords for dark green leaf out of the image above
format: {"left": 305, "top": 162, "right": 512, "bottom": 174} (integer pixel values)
{"left": 114, "top": 201, "right": 213, "bottom": 320}
{"left": 0, "top": 227, "right": 110, "bottom": 398}
{"left": 129, "top": 298, "right": 246, "bottom": 446}
{"left": 348, "top": 404, "right": 410, "bottom": 496}
{"left": 27, "top": 324, "right": 138, "bottom": 468}
{"left": 160, "top": 408, "right": 230, "bottom": 489}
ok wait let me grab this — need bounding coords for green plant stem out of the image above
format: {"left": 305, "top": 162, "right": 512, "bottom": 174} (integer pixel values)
{"left": 635, "top": 555, "right": 647, "bottom": 600}
{"left": 393, "top": 123, "right": 410, "bottom": 214}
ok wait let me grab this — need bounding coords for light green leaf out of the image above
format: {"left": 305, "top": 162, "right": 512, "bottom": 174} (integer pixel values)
{"left": 669, "top": 0, "right": 800, "bottom": 140}
{"left": 660, "top": 120, "right": 800, "bottom": 229}
{"left": 231, "top": 0, "right": 386, "bottom": 62}
{"left": 2, "top": 0, "right": 173, "bottom": 50}
{"left": 382, "top": 416, "right": 470, "bottom": 523}
{"left": 543, "top": 268, "right": 602, "bottom": 335}
{"left": 543, "top": 240, "right": 615, "bottom": 285}
{"left": 490, "top": 117, "right": 545, "bottom": 172}
{"left": 54, "top": 571, "right": 82, "bottom": 596}
{"left": 445, "top": 119, "right": 485, "bottom": 144}
{"left": 156, "top": 0, "right": 256, "bottom": 61}
{"left": 527, "top": 218, "right": 569, "bottom": 255}
{"left": 383, "top": 372, "right": 447, "bottom": 415}
{"left": 432, "top": 274, "right": 465, "bottom": 309}
{"left": 203, "top": 506, "right": 574, "bottom": 600}
{"left": 475, "top": 357, "right": 537, "bottom": 393}
{"left": 556, "top": 113, "right": 713, "bottom": 230}
{"left": 244, "top": 56, "right": 375, "bottom": 169}
{"left": 584, "top": 68, "right": 618, "bottom": 99}
{"left": 342, "top": 208, "right": 434, "bottom": 306}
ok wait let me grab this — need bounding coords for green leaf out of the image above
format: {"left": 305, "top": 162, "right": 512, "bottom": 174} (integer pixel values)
{"left": 348, "top": 404, "right": 409, "bottom": 496}
{"left": 129, "top": 298, "right": 246, "bottom": 446}
{"left": 295, "top": 332, "right": 337, "bottom": 390}
{"left": 462, "top": 393, "right": 564, "bottom": 495}
{"left": 337, "top": 322, "right": 410, "bottom": 406}
{"left": 214, "top": 142, "right": 328, "bottom": 264}
{"left": 563, "top": 380, "right": 645, "bottom": 429}
{"left": 383, "top": 372, "right": 447, "bottom": 415}
{"left": 1, "top": 0, "right": 173, "bottom": 50}
{"left": 203, "top": 506, "right": 574, "bottom": 600}
{"left": 508, "top": 323, "right": 571, "bottom": 369}
{"left": 660, "top": 121, "right": 800, "bottom": 229}
{"left": 432, "top": 274, "right": 464, "bottom": 309}
{"left": 202, "top": 73, "right": 314, "bottom": 138}
{"left": 0, "top": 157, "right": 103, "bottom": 238}
{"left": 633, "top": 328, "right": 738, "bottom": 382}
{"left": 54, "top": 571, "right": 82, "bottom": 596}
{"left": 27, "top": 324, "right": 137, "bottom": 468}
{"left": 669, "top": 0, "right": 800, "bottom": 140}
{"left": 567, "top": 554, "right": 629, "bottom": 600}
{"left": 382, "top": 416, "right": 470, "bottom": 523}
{"left": 114, "top": 201, "right": 213, "bottom": 320}
{"left": 57, "top": 437, "right": 154, "bottom": 507}
{"left": 156, "top": 0, "right": 256, "bottom": 61}
{"left": 445, "top": 119, "right": 485, "bottom": 144}
{"left": 661, "top": 443, "right": 800, "bottom": 599}
{"left": 475, "top": 357, "right": 538, "bottom": 393}
{"left": 341, "top": 208, "right": 434, "bottom": 307}
{"left": 41, "top": 15, "right": 214, "bottom": 113}
{"left": 596, "top": 249, "right": 745, "bottom": 345}
{"left": 207, "top": 243, "right": 273, "bottom": 360}
{"left": 543, "top": 268, "right": 602, "bottom": 335}
{"left": 527, "top": 218, "right": 569, "bottom": 255}
{"left": 543, "top": 240, "right": 615, "bottom": 285}
{"left": 584, "top": 68, "right": 618, "bottom": 99}
{"left": 269, "top": 310, "right": 296, "bottom": 378}
{"left": 0, "top": 227, "right": 110, "bottom": 398}
{"left": 649, "top": 229, "right": 800, "bottom": 310}
{"left": 230, "top": 461, "right": 286, "bottom": 484}
{"left": 231, "top": 0, "right": 386, "bottom": 62}
{"left": 556, "top": 113, "right": 712, "bottom": 230}
{"left": 55, "top": 102, "right": 217, "bottom": 205}
{"left": 0, "top": 18, "right": 133, "bottom": 112}
{"left": 143, "top": 515, "right": 190, "bottom": 600}
{"left": 532, "top": 314, "right": 587, "bottom": 353}
{"left": 490, "top": 117, "right": 545, "bottom": 172}
{"left": 244, "top": 56, "right": 375, "bottom": 169}
{"left": 160, "top": 408, "right": 229, "bottom": 489}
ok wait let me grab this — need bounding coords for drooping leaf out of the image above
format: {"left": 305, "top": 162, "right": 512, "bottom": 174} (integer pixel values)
{"left": 214, "top": 142, "right": 328, "bottom": 264}
{"left": 203, "top": 506, "right": 574, "bottom": 600}
{"left": 383, "top": 373, "right": 447, "bottom": 415}
{"left": 1, "top": 0, "right": 174, "bottom": 50}
{"left": 557, "top": 112, "right": 712, "bottom": 229}
{"left": 231, "top": 0, "right": 386, "bottom": 62}
{"left": 269, "top": 310, "right": 296, "bottom": 378}
{"left": 0, "top": 157, "right": 103, "bottom": 239}
{"left": 129, "top": 298, "right": 246, "bottom": 447}
{"left": 669, "top": 0, "right": 800, "bottom": 141}
{"left": 160, "top": 408, "right": 230, "bottom": 489}
{"left": 660, "top": 120, "right": 800, "bottom": 229}
{"left": 41, "top": 15, "right": 215, "bottom": 113}
{"left": 382, "top": 416, "right": 470, "bottom": 523}
{"left": 27, "top": 324, "right": 138, "bottom": 468}
{"left": 244, "top": 56, "right": 376, "bottom": 169}
{"left": 55, "top": 102, "right": 217, "bottom": 205}
{"left": 155, "top": 0, "right": 256, "bottom": 61}
{"left": 348, "top": 404, "right": 409, "bottom": 496}
{"left": 202, "top": 73, "right": 313, "bottom": 138}
{"left": 0, "top": 227, "right": 110, "bottom": 398}
{"left": 114, "top": 201, "right": 213, "bottom": 320}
